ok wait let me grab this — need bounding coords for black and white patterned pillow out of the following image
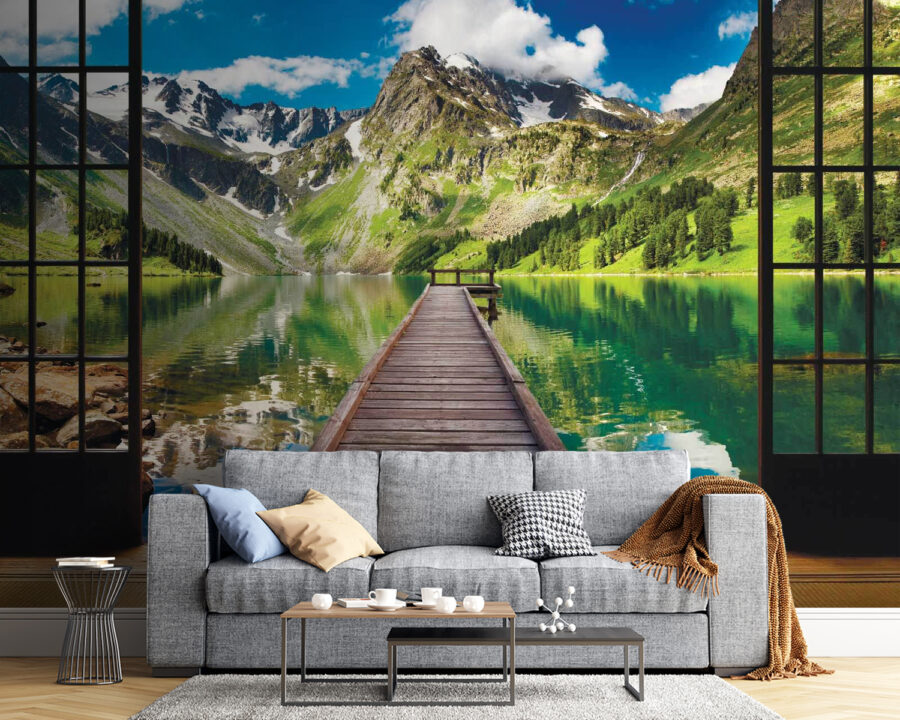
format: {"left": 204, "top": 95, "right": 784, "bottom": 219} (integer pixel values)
{"left": 488, "top": 489, "right": 596, "bottom": 560}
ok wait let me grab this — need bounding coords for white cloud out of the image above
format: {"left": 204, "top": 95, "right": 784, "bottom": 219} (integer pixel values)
{"left": 0, "top": 0, "right": 191, "bottom": 63}
{"left": 386, "top": 0, "right": 634, "bottom": 99}
{"left": 718, "top": 11, "right": 757, "bottom": 40}
{"left": 659, "top": 63, "right": 736, "bottom": 113}
{"left": 178, "top": 55, "right": 367, "bottom": 98}
{"left": 252, "top": 13, "right": 266, "bottom": 25}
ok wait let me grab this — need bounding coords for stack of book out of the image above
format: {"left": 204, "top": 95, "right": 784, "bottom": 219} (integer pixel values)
{"left": 56, "top": 557, "right": 115, "bottom": 568}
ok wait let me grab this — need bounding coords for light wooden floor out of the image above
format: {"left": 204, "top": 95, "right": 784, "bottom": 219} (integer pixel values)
{"left": 0, "top": 657, "right": 896, "bottom": 719}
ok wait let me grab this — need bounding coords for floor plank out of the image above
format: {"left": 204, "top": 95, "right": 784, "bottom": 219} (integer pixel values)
{"left": 1, "top": 658, "right": 897, "bottom": 719}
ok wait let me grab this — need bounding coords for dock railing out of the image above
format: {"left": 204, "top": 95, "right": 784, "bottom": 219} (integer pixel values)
{"left": 429, "top": 268, "right": 496, "bottom": 287}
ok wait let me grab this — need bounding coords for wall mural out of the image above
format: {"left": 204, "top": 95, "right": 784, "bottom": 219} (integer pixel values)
{"left": 0, "top": 0, "right": 898, "bottom": 563}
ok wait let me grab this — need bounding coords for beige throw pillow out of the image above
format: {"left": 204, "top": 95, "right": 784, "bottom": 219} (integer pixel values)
{"left": 256, "top": 489, "right": 383, "bottom": 572}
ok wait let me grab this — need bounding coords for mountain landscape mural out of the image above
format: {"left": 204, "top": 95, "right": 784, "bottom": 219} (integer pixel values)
{"left": 0, "top": 0, "right": 898, "bottom": 488}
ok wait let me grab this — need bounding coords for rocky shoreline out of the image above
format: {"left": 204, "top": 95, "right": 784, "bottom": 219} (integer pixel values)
{"left": 0, "top": 335, "right": 156, "bottom": 451}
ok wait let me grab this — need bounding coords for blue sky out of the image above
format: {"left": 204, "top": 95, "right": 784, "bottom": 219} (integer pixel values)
{"left": 2, "top": 0, "right": 760, "bottom": 112}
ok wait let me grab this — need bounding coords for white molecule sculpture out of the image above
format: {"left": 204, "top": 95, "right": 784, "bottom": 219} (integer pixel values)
{"left": 535, "top": 586, "right": 576, "bottom": 634}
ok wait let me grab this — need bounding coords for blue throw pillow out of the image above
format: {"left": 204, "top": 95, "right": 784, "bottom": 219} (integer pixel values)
{"left": 193, "top": 484, "right": 286, "bottom": 563}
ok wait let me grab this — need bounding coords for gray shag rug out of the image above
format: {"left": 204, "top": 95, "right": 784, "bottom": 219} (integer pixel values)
{"left": 130, "top": 673, "right": 783, "bottom": 720}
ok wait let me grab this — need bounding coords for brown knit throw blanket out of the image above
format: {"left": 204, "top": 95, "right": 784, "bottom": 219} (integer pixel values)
{"left": 603, "top": 475, "right": 833, "bottom": 681}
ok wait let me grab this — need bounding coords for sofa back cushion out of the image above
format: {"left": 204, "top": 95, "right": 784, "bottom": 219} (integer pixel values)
{"left": 378, "top": 451, "right": 534, "bottom": 552}
{"left": 534, "top": 450, "right": 689, "bottom": 545}
{"left": 223, "top": 450, "right": 380, "bottom": 538}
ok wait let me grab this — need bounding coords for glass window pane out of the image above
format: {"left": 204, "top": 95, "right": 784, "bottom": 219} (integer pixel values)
{"left": 773, "top": 363, "right": 816, "bottom": 454}
{"left": 823, "top": 364, "right": 865, "bottom": 453}
{"left": 875, "top": 271, "right": 900, "bottom": 358}
{"left": 0, "top": 73, "right": 29, "bottom": 165}
{"left": 86, "top": 0, "right": 128, "bottom": 66}
{"left": 823, "top": 75, "right": 863, "bottom": 166}
{"left": 36, "top": 169, "right": 78, "bottom": 259}
{"left": 874, "top": 75, "right": 900, "bottom": 166}
{"left": 0, "top": 169, "right": 30, "bottom": 260}
{"left": 774, "top": 271, "right": 814, "bottom": 359}
{"left": 774, "top": 0, "right": 813, "bottom": 67}
{"left": 35, "top": 275, "right": 77, "bottom": 354}
{"left": 874, "top": 365, "right": 900, "bottom": 452}
{"left": 37, "top": 72, "right": 79, "bottom": 164}
{"left": 86, "top": 362, "right": 128, "bottom": 450}
{"left": 825, "top": 0, "right": 864, "bottom": 66}
{"left": 823, "top": 173, "right": 864, "bottom": 264}
{"left": 823, "top": 271, "right": 865, "bottom": 358}
{"left": 86, "top": 73, "right": 128, "bottom": 162}
{"left": 37, "top": 0, "right": 78, "bottom": 66}
{"left": 0, "top": 274, "right": 28, "bottom": 354}
{"left": 773, "top": 76, "right": 814, "bottom": 166}
{"left": 0, "top": 367, "right": 30, "bottom": 449}
{"left": 774, "top": 172, "right": 816, "bottom": 263}
{"left": 874, "top": 172, "right": 900, "bottom": 263}
{"left": 874, "top": 1, "right": 900, "bottom": 66}
{"left": 86, "top": 268, "right": 127, "bottom": 356}
{"left": 86, "top": 169, "right": 128, "bottom": 260}
{"left": 0, "top": 0, "right": 29, "bottom": 66}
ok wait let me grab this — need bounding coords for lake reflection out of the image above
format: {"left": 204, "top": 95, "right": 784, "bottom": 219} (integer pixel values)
{"left": 1, "top": 272, "right": 897, "bottom": 487}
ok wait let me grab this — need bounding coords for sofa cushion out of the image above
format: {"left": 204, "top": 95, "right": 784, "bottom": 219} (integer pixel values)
{"left": 534, "top": 450, "right": 690, "bottom": 545}
{"left": 206, "top": 554, "right": 374, "bottom": 614}
{"left": 223, "top": 450, "right": 380, "bottom": 538}
{"left": 378, "top": 451, "right": 534, "bottom": 551}
{"left": 371, "top": 545, "right": 540, "bottom": 613}
{"left": 539, "top": 545, "right": 708, "bottom": 614}
{"left": 488, "top": 489, "right": 596, "bottom": 560}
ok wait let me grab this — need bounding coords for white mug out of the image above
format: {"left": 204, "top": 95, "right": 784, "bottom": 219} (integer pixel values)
{"left": 368, "top": 588, "right": 397, "bottom": 605}
{"left": 435, "top": 596, "right": 456, "bottom": 614}
{"left": 311, "top": 593, "right": 332, "bottom": 610}
{"left": 420, "top": 587, "right": 442, "bottom": 605}
{"left": 462, "top": 595, "right": 485, "bottom": 613}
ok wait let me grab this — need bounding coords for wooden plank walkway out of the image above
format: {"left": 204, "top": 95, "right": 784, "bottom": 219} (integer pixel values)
{"left": 311, "top": 284, "right": 564, "bottom": 452}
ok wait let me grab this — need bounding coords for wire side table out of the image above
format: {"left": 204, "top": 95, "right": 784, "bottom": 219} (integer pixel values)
{"left": 52, "top": 566, "right": 131, "bottom": 685}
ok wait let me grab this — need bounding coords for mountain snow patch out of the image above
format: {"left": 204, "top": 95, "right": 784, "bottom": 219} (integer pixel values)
{"left": 222, "top": 187, "right": 266, "bottom": 219}
{"left": 345, "top": 119, "right": 364, "bottom": 161}
{"left": 516, "top": 96, "right": 555, "bottom": 127}
{"left": 444, "top": 53, "right": 478, "bottom": 71}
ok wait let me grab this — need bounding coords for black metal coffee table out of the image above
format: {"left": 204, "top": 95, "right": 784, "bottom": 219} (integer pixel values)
{"left": 388, "top": 625, "right": 645, "bottom": 702}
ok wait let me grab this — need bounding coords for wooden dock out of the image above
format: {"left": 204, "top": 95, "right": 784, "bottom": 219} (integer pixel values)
{"left": 311, "top": 278, "right": 564, "bottom": 452}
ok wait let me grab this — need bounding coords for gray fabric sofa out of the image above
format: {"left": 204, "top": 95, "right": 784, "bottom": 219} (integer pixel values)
{"left": 147, "top": 449, "right": 769, "bottom": 676}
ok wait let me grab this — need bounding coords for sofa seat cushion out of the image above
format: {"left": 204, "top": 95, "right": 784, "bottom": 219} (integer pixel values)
{"left": 539, "top": 545, "right": 708, "bottom": 614}
{"left": 206, "top": 554, "right": 374, "bottom": 614}
{"left": 371, "top": 546, "right": 540, "bottom": 613}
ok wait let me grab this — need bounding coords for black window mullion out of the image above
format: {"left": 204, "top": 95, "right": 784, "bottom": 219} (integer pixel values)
{"left": 814, "top": 0, "right": 824, "bottom": 455}
{"left": 78, "top": 0, "right": 87, "bottom": 453}
{"left": 27, "top": 0, "right": 37, "bottom": 454}
{"left": 864, "top": 0, "right": 875, "bottom": 454}
{"left": 758, "top": 0, "right": 774, "bottom": 468}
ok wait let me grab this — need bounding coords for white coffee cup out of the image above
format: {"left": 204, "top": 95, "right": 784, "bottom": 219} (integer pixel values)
{"left": 311, "top": 593, "right": 332, "bottom": 610}
{"left": 435, "top": 596, "right": 456, "bottom": 614}
{"left": 420, "top": 587, "right": 442, "bottom": 606}
{"left": 368, "top": 588, "right": 397, "bottom": 605}
{"left": 462, "top": 595, "right": 485, "bottom": 613}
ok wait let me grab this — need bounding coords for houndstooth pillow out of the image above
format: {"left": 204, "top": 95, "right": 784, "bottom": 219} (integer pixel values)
{"left": 488, "top": 489, "right": 596, "bottom": 560}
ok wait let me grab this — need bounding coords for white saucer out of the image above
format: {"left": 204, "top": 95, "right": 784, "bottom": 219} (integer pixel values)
{"left": 367, "top": 601, "right": 405, "bottom": 611}
{"left": 413, "top": 601, "right": 437, "bottom": 608}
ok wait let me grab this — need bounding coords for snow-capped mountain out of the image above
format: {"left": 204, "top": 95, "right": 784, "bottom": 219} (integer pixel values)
{"left": 47, "top": 73, "right": 367, "bottom": 156}
{"left": 440, "top": 50, "right": 664, "bottom": 131}
{"left": 38, "top": 73, "right": 80, "bottom": 104}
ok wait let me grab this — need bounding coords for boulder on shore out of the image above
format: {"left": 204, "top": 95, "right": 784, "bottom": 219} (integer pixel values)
{"left": 0, "top": 388, "right": 27, "bottom": 434}
{"left": 56, "top": 410, "right": 123, "bottom": 448}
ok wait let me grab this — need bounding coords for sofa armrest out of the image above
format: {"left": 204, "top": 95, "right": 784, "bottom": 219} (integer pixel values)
{"left": 703, "top": 494, "right": 769, "bottom": 673}
{"left": 147, "top": 494, "right": 211, "bottom": 669}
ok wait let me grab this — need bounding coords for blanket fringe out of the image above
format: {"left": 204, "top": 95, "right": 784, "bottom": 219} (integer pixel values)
{"left": 602, "top": 550, "right": 718, "bottom": 598}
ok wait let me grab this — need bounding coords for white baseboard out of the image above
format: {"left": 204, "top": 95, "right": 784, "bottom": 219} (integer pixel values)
{"left": 2, "top": 608, "right": 897, "bottom": 658}
{"left": 0, "top": 608, "right": 147, "bottom": 657}
{"left": 796, "top": 608, "right": 900, "bottom": 657}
